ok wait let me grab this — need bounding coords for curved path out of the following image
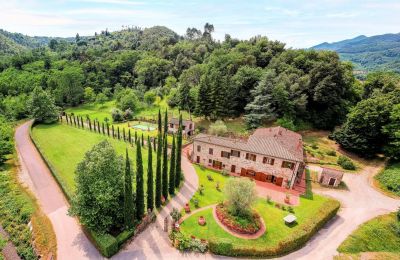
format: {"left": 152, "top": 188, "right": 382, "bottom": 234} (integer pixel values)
{"left": 15, "top": 121, "right": 102, "bottom": 260}
{"left": 15, "top": 120, "right": 400, "bottom": 260}
{"left": 280, "top": 163, "right": 400, "bottom": 260}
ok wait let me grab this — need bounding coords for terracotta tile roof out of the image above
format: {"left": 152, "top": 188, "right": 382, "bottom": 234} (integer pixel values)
{"left": 193, "top": 127, "right": 304, "bottom": 162}
{"left": 169, "top": 118, "right": 193, "bottom": 126}
{"left": 321, "top": 167, "right": 344, "bottom": 178}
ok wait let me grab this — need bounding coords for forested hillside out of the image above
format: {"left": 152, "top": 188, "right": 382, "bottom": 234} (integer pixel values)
{"left": 312, "top": 33, "right": 400, "bottom": 73}
{"left": 0, "top": 29, "right": 74, "bottom": 55}
{"left": 0, "top": 24, "right": 359, "bottom": 132}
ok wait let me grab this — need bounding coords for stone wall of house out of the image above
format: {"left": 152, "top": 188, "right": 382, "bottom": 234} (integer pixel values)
{"left": 192, "top": 140, "right": 299, "bottom": 184}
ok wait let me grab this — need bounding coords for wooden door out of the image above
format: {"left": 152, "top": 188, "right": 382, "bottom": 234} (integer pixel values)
{"left": 275, "top": 177, "right": 283, "bottom": 186}
{"left": 329, "top": 178, "right": 336, "bottom": 186}
{"left": 196, "top": 156, "right": 200, "bottom": 163}
{"left": 231, "top": 165, "right": 236, "bottom": 173}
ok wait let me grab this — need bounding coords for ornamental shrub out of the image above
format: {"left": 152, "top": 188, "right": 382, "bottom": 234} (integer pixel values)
{"left": 337, "top": 155, "right": 356, "bottom": 170}
{"left": 111, "top": 108, "right": 124, "bottom": 122}
{"left": 208, "top": 120, "right": 228, "bottom": 136}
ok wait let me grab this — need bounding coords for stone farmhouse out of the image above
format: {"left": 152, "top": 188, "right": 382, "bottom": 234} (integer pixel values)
{"left": 192, "top": 126, "right": 305, "bottom": 189}
{"left": 168, "top": 118, "right": 195, "bottom": 136}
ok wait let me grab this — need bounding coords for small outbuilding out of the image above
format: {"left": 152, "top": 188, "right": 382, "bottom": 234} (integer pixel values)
{"left": 320, "top": 167, "right": 344, "bottom": 187}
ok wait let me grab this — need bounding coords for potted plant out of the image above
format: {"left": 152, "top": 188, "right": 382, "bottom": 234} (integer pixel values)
{"left": 284, "top": 193, "right": 291, "bottom": 204}
{"left": 184, "top": 203, "right": 191, "bottom": 213}
{"left": 198, "top": 216, "right": 206, "bottom": 226}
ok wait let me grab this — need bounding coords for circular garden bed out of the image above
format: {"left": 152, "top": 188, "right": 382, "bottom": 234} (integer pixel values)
{"left": 215, "top": 203, "right": 262, "bottom": 234}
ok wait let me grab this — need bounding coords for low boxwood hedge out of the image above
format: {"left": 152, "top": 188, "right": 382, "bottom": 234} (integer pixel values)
{"left": 209, "top": 199, "right": 340, "bottom": 257}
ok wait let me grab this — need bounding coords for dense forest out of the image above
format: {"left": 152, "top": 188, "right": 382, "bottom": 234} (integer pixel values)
{"left": 0, "top": 24, "right": 400, "bottom": 159}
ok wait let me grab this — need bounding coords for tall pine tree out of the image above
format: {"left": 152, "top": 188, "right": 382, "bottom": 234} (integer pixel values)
{"left": 169, "top": 134, "right": 176, "bottom": 195}
{"left": 136, "top": 141, "right": 144, "bottom": 220}
{"left": 146, "top": 136, "right": 154, "bottom": 211}
{"left": 175, "top": 114, "right": 183, "bottom": 188}
{"left": 124, "top": 149, "right": 135, "bottom": 228}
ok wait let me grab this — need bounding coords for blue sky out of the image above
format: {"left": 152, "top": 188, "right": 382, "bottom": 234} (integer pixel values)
{"left": 1, "top": 0, "right": 399, "bottom": 48}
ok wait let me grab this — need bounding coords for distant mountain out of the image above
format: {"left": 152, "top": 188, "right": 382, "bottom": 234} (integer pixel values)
{"left": 0, "top": 29, "right": 74, "bottom": 55}
{"left": 312, "top": 33, "right": 400, "bottom": 74}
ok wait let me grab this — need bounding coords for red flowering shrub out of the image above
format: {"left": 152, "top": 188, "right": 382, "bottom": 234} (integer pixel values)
{"left": 216, "top": 203, "right": 261, "bottom": 234}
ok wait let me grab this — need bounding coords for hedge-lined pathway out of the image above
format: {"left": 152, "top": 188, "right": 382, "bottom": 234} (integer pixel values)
{"left": 15, "top": 121, "right": 102, "bottom": 260}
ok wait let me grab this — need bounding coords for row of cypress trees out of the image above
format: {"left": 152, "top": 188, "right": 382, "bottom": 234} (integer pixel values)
{"left": 123, "top": 110, "right": 183, "bottom": 226}
{"left": 63, "top": 113, "right": 147, "bottom": 145}
{"left": 63, "top": 111, "right": 183, "bottom": 225}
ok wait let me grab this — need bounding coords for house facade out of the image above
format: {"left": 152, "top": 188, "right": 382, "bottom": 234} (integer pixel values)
{"left": 168, "top": 118, "right": 195, "bottom": 136}
{"left": 192, "top": 127, "right": 305, "bottom": 189}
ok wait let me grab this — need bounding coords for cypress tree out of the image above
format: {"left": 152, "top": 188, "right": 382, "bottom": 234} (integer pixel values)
{"left": 141, "top": 133, "right": 144, "bottom": 146}
{"left": 77, "top": 116, "right": 80, "bottom": 127}
{"left": 146, "top": 136, "right": 154, "bottom": 211}
{"left": 73, "top": 115, "right": 77, "bottom": 126}
{"left": 124, "top": 149, "right": 135, "bottom": 228}
{"left": 135, "top": 131, "right": 137, "bottom": 143}
{"left": 162, "top": 133, "right": 168, "bottom": 200}
{"left": 155, "top": 134, "right": 162, "bottom": 207}
{"left": 97, "top": 121, "right": 101, "bottom": 134}
{"left": 117, "top": 127, "right": 120, "bottom": 140}
{"left": 158, "top": 109, "right": 162, "bottom": 132}
{"left": 136, "top": 141, "right": 144, "bottom": 220}
{"left": 128, "top": 130, "right": 132, "bottom": 144}
{"left": 123, "top": 128, "right": 126, "bottom": 141}
{"left": 93, "top": 120, "right": 96, "bottom": 132}
{"left": 111, "top": 125, "right": 114, "bottom": 138}
{"left": 175, "top": 114, "right": 183, "bottom": 188}
{"left": 169, "top": 134, "right": 176, "bottom": 195}
{"left": 66, "top": 114, "right": 69, "bottom": 124}
{"left": 163, "top": 110, "right": 168, "bottom": 136}
{"left": 102, "top": 122, "right": 105, "bottom": 134}
{"left": 88, "top": 118, "right": 92, "bottom": 131}
{"left": 107, "top": 123, "right": 110, "bottom": 136}
{"left": 153, "top": 137, "right": 156, "bottom": 151}
{"left": 81, "top": 117, "right": 84, "bottom": 129}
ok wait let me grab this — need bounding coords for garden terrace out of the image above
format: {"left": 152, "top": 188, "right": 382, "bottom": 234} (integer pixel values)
{"left": 178, "top": 166, "right": 340, "bottom": 257}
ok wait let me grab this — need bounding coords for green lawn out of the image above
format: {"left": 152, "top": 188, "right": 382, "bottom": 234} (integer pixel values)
{"left": 65, "top": 99, "right": 188, "bottom": 144}
{"left": 302, "top": 132, "right": 362, "bottom": 172}
{"left": 180, "top": 166, "right": 339, "bottom": 253}
{"left": 187, "top": 165, "right": 229, "bottom": 210}
{"left": 31, "top": 123, "right": 156, "bottom": 198}
{"left": 338, "top": 213, "right": 400, "bottom": 254}
{"left": 375, "top": 163, "right": 400, "bottom": 197}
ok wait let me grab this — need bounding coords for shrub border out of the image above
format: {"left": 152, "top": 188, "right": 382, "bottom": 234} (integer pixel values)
{"left": 215, "top": 203, "right": 261, "bottom": 235}
{"left": 208, "top": 198, "right": 340, "bottom": 258}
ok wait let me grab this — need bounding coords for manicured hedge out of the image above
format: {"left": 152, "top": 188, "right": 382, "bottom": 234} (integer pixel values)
{"left": 209, "top": 199, "right": 340, "bottom": 257}
{"left": 88, "top": 230, "right": 119, "bottom": 258}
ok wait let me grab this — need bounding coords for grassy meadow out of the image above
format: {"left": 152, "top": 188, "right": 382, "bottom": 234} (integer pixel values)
{"left": 338, "top": 213, "right": 400, "bottom": 254}
{"left": 31, "top": 123, "right": 156, "bottom": 197}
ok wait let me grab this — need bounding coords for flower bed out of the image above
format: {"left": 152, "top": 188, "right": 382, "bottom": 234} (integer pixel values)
{"left": 215, "top": 203, "right": 261, "bottom": 234}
